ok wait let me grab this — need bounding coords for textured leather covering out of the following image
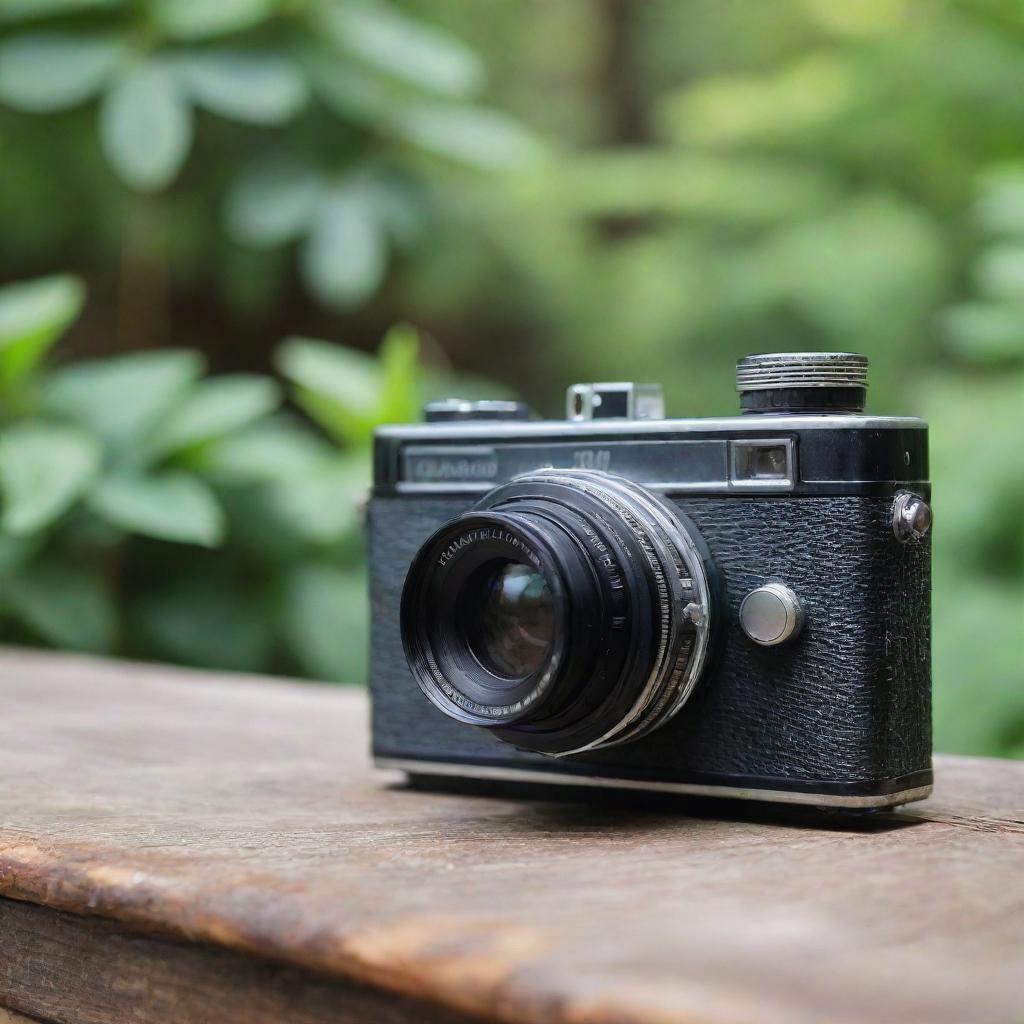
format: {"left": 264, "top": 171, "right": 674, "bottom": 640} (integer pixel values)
{"left": 369, "top": 494, "right": 931, "bottom": 790}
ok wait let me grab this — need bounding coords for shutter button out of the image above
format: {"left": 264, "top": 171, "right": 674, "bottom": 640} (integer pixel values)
{"left": 739, "top": 584, "right": 805, "bottom": 646}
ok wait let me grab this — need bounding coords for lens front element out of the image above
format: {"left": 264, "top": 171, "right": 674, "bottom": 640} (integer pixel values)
{"left": 463, "top": 560, "right": 555, "bottom": 679}
{"left": 400, "top": 470, "right": 716, "bottom": 755}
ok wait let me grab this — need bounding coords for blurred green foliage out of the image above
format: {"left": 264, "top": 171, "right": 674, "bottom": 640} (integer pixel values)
{"left": 0, "top": 0, "right": 1022, "bottom": 757}
{"left": 0, "top": 273, "right": 422, "bottom": 680}
{"left": 0, "top": 0, "right": 539, "bottom": 311}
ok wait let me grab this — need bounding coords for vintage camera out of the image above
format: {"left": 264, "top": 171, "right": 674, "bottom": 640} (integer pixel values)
{"left": 369, "top": 353, "right": 933, "bottom": 809}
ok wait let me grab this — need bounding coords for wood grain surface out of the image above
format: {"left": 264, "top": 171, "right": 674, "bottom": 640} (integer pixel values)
{"left": 0, "top": 897, "right": 479, "bottom": 1024}
{"left": 0, "top": 1008, "right": 41, "bottom": 1024}
{"left": 0, "top": 648, "right": 1022, "bottom": 1024}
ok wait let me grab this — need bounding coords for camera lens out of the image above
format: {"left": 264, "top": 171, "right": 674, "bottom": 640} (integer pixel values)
{"left": 400, "top": 512, "right": 573, "bottom": 727}
{"left": 401, "top": 470, "right": 717, "bottom": 755}
{"left": 462, "top": 561, "right": 554, "bottom": 679}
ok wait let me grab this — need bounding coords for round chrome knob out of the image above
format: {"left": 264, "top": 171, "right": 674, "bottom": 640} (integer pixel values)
{"left": 892, "top": 492, "right": 932, "bottom": 543}
{"left": 736, "top": 352, "right": 868, "bottom": 414}
{"left": 739, "top": 583, "right": 805, "bottom": 646}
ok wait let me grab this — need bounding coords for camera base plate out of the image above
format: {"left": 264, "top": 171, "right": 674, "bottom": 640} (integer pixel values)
{"left": 375, "top": 757, "right": 934, "bottom": 810}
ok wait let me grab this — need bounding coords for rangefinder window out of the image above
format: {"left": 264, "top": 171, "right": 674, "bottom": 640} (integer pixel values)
{"left": 730, "top": 439, "right": 795, "bottom": 487}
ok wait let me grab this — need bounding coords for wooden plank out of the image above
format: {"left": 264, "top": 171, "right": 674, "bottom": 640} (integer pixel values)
{"left": 1, "top": 648, "right": 1023, "bottom": 1024}
{"left": 0, "top": 897, "right": 480, "bottom": 1024}
{"left": 0, "top": 1007, "right": 42, "bottom": 1024}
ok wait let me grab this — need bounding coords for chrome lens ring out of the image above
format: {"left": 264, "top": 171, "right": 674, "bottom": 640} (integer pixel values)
{"left": 517, "top": 470, "right": 713, "bottom": 752}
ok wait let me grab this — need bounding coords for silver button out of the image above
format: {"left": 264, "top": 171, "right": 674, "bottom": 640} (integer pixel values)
{"left": 739, "top": 583, "right": 805, "bottom": 646}
{"left": 892, "top": 492, "right": 932, "bottom": 543}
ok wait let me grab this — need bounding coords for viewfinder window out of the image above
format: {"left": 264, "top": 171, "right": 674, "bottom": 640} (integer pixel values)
{"left": 730, "top": 439, "right": 795, "bottom": 488}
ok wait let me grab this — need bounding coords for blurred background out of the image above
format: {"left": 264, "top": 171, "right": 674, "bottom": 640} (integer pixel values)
{"left": 0, "top": 0, "right": 1021, "bottom": 757}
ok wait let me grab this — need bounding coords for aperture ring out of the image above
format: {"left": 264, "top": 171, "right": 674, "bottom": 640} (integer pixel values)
{"left": 514, "top": 471, "right": 705, "bottom": 752}
{"left": 524, "top": 476, "right": 676, "bottom": 750}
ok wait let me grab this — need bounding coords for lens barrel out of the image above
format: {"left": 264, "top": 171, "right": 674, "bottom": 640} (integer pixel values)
{"left": 400, "top": 470, "right": 715, "bottom": 756}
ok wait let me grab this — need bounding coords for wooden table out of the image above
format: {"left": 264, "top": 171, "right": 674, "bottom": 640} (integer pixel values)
{"left": 1, "top": 650, "right": 1022, "bottom": 1024}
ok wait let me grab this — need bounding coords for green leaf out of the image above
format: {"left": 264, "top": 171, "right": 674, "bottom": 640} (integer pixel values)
{"left": 99, "top": 61, "right": 193, "bottom": 191}
{"left": 150, "top": 374, "right": 282, "bottom": 458}
{"left": 264, "top": 455, "right": 368, "bottom": 545}
{"left": 46, "top": 350, "right": 203, "bottom": 452}
{"left": 0, "top": 529, "right": 43, "bottom": 573}
{"left": 216, "top": 482, "right": 308, "bottom": 562}
{"left": 379, "top": 323, "right": 420, "bottom": 423}
{"left": 172, "top": 52, "right": 307, "bottom": 125}
{"left": 282, "top": 563, "right": 368, "bottom": 682}
{"left": 87, "top": 472, "right": 225, "bottom": 547}
{"left": 301, "top": 186, "right": 387, "bottom": 309}
{"left": 323, "top": 2, "right": 484, "bottom": 98}
{"left": 224, "top": 160, "right": 324, "bottom": 248}
{"left": 393, "top": 104, "right": 541, "bottom": 170}
{"left": 198, "top": 415, "right": 335, "bottom": 483}
{"left": 306, "top": 54, "right": 394, "bottom": 126}
{"left": 276, "top": 337, "right": 383, "bottom": 444}
{"left": 0, "top": 422, "right": 100, "bottom": 535}
{"left": 362, "top": 176, "right": 427, "bottom": 248}
{"left": 276, "top": 330, "right": 421, "bottom": 445}
{"left": 658, "top": 53, "right": 856, "bottom": 148}
{"left": 131, "top": 572, "right": 273, "bottom": 672}
{"left": 0, "top": 33, "right": 124, "bottom": 112}
{"left": 0, "top": 274, "right": 84, "bottom": 385}
{"left": 3, "top": 556, "right": 115, "bottom": 653}
{"left": 152, "top": 0, "right": 278, "bottom": 40}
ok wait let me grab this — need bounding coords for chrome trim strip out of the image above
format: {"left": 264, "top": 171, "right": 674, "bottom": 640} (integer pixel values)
{"left": 392, "top": 479, "right": 930, "bottom": 498}
{"left": 376, "top": 415, "right": 927, "bottom": 442}
{"left": 375, "top": 758, "right": 933, "bottom": 809}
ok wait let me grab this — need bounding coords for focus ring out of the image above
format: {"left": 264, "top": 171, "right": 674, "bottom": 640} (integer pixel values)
{"left": 482, "top": 470, "right": 715, "bottom": 755}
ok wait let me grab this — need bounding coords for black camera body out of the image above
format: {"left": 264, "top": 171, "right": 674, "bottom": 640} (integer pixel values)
{"left": 369, "top": 354, "right": 933, "bottom": 809}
